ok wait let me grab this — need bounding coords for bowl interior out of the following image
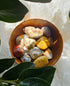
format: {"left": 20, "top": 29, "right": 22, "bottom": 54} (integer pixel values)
{"left": 9, "top": 19, "right": 63, "bottom": 65}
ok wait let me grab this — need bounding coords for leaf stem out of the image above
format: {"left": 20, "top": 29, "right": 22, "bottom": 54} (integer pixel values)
{"left": 0, "top": 78, "right": 17, "bottom": 85}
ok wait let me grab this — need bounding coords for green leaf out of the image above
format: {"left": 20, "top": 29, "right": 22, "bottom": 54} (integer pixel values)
{"left": 2, "top": 62, "right": 35, "bottom": 80}
{"left": 0, "top": 83, "right": 8, "bottom": 86}
{"left": 69, "top": 11, "right": 70, "bottom": 18}
{"left": 0, "top": 0, "right": 28, "bottom": 22}
{"left": 0, "top": 78, "right": 17, "bottom": 85}
{"left": 25, "top": 0, "right": 52, "bottom": 3}
{"left": 18, "top": 77, "right": 50, "bottom": 86}
{"left": 19, "top": 66, "right": 56, "bottom": 84}
{"left": 0, "top": 58, "right": 15, "bottom": 73}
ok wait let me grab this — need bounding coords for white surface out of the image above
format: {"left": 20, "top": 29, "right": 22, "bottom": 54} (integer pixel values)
{"left": 0, "top": 0, "right": 70, "bottom": 86}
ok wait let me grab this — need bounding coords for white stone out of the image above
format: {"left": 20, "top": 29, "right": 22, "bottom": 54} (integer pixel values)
{"left": 24, "top": 38, "right": 36, "bottom": 48}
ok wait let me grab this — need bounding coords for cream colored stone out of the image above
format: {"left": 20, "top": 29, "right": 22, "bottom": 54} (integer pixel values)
{"left": 24, "top": 38, "right": 36, "bottom": 48}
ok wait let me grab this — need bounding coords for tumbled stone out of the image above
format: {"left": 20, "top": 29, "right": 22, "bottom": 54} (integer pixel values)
{"left": 16, "top": 35, "right": 24, "bottom": 45}
{"left": 23, "top": 26, "right": 43, "bottom": 38}
{"left": 21, "top": 53, "right": 31, "bottom": 62}
{"left": 43, "top": 48, "right": 53, "bottom": 59}
{"left": 29, "top": 47, "right": 43, "bottom": 59}
{"left": 20, "top": 35, "right": 29, "bottom": 47}
{"left": 34, "top": 56, "right": 49, "bottom": 68}
{"left": 28, "top": 28, "right": 43, "bottom": 38}
{"left": 13, "top": 45, "right": 25, "bottom": 58}
{"left": 24, "top": 38, "right": 36, "bottom": 48}
{"left": 23, "top": 26, "right": 35, "bottom": 34}
{"left": 41, "top": 26, "right": 51, "bottom": 37}
{"left": 36, "top": 36, "right": 50, "bottom": 50}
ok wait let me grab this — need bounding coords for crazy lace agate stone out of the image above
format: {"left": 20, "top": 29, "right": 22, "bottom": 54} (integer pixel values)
{"left": 24, "top": 38, "right": 36, "bottom": 48}
{"left": 16, "top": 34, "right": 29, "bottom": 47}
{"left": 16, "top": 35, "right": 24, "bottom": 45}
{"left": 23, "top": 26, "right": 35, "bottom": 34}
{"left": 36, "top": 36, "right": 50, "bottom": 50}
{"left": 21, "top": 53, "right": 31, "bottom": 62}
{"left": 23, "top": 26, "right": 43, "bottom": 38}
{"left": 28, "top": 28, "right": 43, "bottom": 38}
{"left": 43, "top": 48, "right": 53, "bottom": 59}
{"left": 34, "top": 56, "right": 49, "bottom": 68}
{"left": 13, "top": 45, "right": 25, "bottom": 58}
{"left": 41, "top": 26, "right": 51, "bottom": 37}
{"left": 29, "top": 47, "right": 43, "bottom": 59}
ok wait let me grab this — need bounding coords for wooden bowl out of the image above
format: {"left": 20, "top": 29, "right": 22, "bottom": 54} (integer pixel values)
{"left": 9, "top": 19, "right": 63, "bottom": 65}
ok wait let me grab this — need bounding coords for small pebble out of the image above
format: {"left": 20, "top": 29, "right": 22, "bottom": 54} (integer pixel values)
{"left": 13, "top": 45, "right": 24, "bottom": 58}
{"left": 43, "top": 48, "right": 53, "bottom": 59}
{"left": 36, "top": 36, "right": 50, "bottom": 50}
{"left": 34, "top": 56, "right": 49, "bottom": 68}
{"left": 23, "top": 26, "right": 43, "bottom": 38}
{"left": 24, "top": 38, "right": 36, "bottom": 48}
{"left": 29, "top": 47, "right": 43, "bottom": 59}
{"left": 23, "top": 26, "right": 35, "bottom": 34}
{"left": 28, "top": 28, "right": 43, "bottom": 38}
{"left": 16, "top": 35, "right": 24, "bottom": 45}
{"left": 21, "top": 53, "right": 31, "bottom": 62}
{"left": 20, "top": 35, "right": 29, "bottom": 47}
{"left": 41, "top": 26, "right": 51, "bottom": 37}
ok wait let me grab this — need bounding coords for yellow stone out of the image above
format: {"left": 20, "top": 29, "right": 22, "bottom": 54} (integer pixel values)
{"left": 34, "top": 56, "right": 49, "bottom": 68}
{"left": 37, "top": 41, "right": 48, "bottom": 50}
{"left": 36, "top": 36, "right": 50, "bottom": 50}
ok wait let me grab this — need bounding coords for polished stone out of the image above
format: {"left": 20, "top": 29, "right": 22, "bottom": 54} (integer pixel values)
{"left": 36, "top": 36, "right": 50, "bottom": 49}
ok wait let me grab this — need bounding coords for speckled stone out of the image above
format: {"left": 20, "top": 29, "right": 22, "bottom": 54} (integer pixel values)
{"left": 23, "top": 26, "right": 35, "bottom": 34}
{"left": 24, "top": 38, "right": 36, "bottom": 48}
{"left": 16, "top": 35, "right": 24, "bottom": 45}
{"left": 43, "top": 48, "right": 53, "bottom": 59}
{"left": 21, "top": 53, "right": 31, "bottom": 62}
{"left": 29, "top": 47, "right": 43, "bottom": 59}
{"left": 28, "top": 28, "right": 43, "bottom": 38}
{"left": 23, "top": 26, "right": 43, "bottom": 38}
